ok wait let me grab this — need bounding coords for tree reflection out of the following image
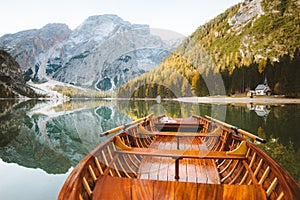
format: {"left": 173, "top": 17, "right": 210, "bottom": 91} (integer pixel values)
{"left": 257, "top": 139, "right": 300, "bottom": 184}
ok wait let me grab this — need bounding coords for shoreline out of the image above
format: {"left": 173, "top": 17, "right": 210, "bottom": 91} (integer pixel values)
{"left": 176, "top": 96, "right": 300, "bottom": 104}
{"left": 1, "top": 96, "right": 300, "bottom": 105}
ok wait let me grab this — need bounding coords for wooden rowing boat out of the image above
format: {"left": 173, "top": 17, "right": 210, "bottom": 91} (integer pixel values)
{"left": 58, "top": 114, "right": 300, "bottom": 200}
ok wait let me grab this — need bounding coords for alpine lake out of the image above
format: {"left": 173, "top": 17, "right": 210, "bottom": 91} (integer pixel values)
{"left": 0, "top": 99, "right": 299, "bottom": 200}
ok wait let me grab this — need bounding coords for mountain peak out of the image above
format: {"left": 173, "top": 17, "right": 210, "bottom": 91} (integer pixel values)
{"left": 42, "top": 23, "right": 70, "bottom": 30}
{"left": 85, "top": 14, "right": 128, "bottom": 23}
{"left": 76, "top": 14, "right": 131, "bottom": 30}
{"left": 70, "top": 14, "right": 134, "bottom": 44}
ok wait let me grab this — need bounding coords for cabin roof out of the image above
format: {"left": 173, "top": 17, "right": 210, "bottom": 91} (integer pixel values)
{"left": 255, "top": 84, "right": 269, "bottom": 90}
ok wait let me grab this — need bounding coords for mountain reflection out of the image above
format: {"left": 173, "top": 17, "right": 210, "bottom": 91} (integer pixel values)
{"left": 0, "top": 100, "right": 132, "bottom": 174}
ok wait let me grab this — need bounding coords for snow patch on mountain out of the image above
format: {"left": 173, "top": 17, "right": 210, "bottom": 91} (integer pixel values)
{"left": 228, "top": 0, "right": 265, "bottom": 29}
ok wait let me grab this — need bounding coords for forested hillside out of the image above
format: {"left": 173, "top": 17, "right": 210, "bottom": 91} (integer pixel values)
{"left": 118, "top": 0, "right": 300, "bottom": 98}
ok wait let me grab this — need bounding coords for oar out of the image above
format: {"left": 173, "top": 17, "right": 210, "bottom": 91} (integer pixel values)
{"left": 99, "top": 114, "right": 153, "bottom": 137}
{"left": 205, "top": 115, "right": 266, "bottom": 143}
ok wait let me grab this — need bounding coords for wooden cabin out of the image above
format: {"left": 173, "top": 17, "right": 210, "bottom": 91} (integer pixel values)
{"left": 255, "top": 84, "right": 272, "bottom": 96}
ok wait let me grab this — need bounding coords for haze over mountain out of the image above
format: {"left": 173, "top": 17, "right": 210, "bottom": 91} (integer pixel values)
{"left": 0, "top": 14, "right": 183, "bottom": 92}
{"left": 118, "top": 0, "right": 300, "bottom": 98}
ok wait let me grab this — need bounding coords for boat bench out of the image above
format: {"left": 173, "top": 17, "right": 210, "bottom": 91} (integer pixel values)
{"left": 137, "top": 131, "right": 221, "bottom": 137}
{"left": 117, "top": 148, "right": 246, "bottom": 180}
{"left": 154, "top": 122, "right": 204, "bottom": 132}
{"left": 136, "top": 128, "right": 221, "bottom": 149}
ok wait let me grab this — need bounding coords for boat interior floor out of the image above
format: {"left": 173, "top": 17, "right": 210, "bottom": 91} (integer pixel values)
{"left": 137, "top": 136, "right": 220, "bottom": 184}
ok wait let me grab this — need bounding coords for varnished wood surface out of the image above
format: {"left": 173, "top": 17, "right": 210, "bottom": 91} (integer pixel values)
{"left": 92, "top": 175, "right": 266, "bottom": 200}
{"left": 137, "top": 131, "right": 221, "bottom": 137}
{"left": 133, "top": 136, "right": 231, "bottom": 184}
{"left": 154, "top": 117, "right": 203, "bottom": 132}
{"left": 154, "top": 122, "right": 203, "bottom": 131}
{"left": 59, "top": 115, "right": 300, "bottom": 200}
{"left": 117, "top": 147, "right": 246, "bottom": 159}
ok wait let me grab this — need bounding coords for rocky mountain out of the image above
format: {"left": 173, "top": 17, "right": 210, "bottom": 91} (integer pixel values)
{"left": 118, "top": 0, "right": 300, "bottom": 98}
{"left": 0, "top": 15, "right": 182, "bottom": 91}
{"left": 0, "top": 50, "right": 39, "bottom": 98}
{"left": 0, "top": 24, "right": 71, "bottom": 75}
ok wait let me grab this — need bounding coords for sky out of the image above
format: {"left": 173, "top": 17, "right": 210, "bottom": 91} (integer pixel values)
{"left": 0, "top": 0, "right": 242, "bottom": 37}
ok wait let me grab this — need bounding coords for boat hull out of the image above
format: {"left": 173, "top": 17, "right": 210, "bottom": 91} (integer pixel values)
{"left": 58, "top": 115, "right": 300, "bottom": 200}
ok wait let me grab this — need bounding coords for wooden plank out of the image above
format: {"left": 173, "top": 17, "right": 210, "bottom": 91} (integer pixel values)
{"left": 138, "top": 136, "right": 173, "bottom": 180}
{"left": 193, "top": 137, "right": 219, "bottom": 183}
{"left": 155, "top": 122, "right": 202, "bottom": 126}
{"left": 149, "top": 136, "right": 170, "bottom": 180}
{"left": 197, "top": 183, "right": 223, "bottom": 199}
{"left": 117, "top": 148, "right": 247, "bottom": 160}
{"left": 157, "top": 137, "right": 173, "bottom": 181}
{"left": 174, "top": 181, "right": 198, "bottom": 199}
{"left": 223, "top": 184, "right": 266, "bottom": 200}
{"left": 93, "top": 175, "right": 266, "bottom": 200}
{"left": 92, "top": 175, "right": 131, "bottom": 200}
{"left": 186, "top": 136, "right": 220, "bottom": 184}
{"left": 195, "top": 159, "right": 206, "bottom": 183}
{"left": 137, "top": 156, "right": 152, "bottom": 179}
{"left": 138, "top": 131, "right": 220, "bottom": 137}
{"left": 186, "top": 158, "right": 197, "bottom": 182}
{"left": 157, "top": 157, "right": 172, "bottom": 181}
{"left": 131, "top": 179, "right": 154, "bottom": 200}
{"left": 155, "top": 122, "right": 203, "bottom": 132}
{"left": 167, "top": 137, "right": 179, "bottom": 182}
{"left": 153, "top": 180, "right": 175, "bottom": 199}
{"left": 148, "top": 157, "right": 161, "bottom": 180}
{"left": 178, "top": 159, "right": 187, "bottom": 181}
{"left": 204, "top": 160, "right": 221, "bottom": 184}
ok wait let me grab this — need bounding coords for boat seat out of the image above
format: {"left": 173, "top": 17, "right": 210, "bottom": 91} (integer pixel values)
{"left": 116, "top": 148, "right": 246, "bottom": 160}
{"left": 117, "top": 148, "right": 246, "bottom": 180}
{"left": 136, "top": 124, "right": 220, "bottom": 137}
{"left": 137, "top": 131, "right": 221, "bottom": 137}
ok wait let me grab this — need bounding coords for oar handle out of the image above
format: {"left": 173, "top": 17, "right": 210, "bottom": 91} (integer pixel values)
{"left": 99, "top": 126, "right": 124, "bottom": 137}
{"left": 205, "top": 115, "right": 266, "bottom": 143}
{"left": 99, "top": 114, "right": 153, "bottom": 137}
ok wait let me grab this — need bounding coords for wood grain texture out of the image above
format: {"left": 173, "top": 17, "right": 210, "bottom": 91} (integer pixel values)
{"left": 131, "top": 179, "right": 154, "bottom": 200}
{"left": 92, "top": 175, "right": 131, "bottom": 200}
{"left": 153, "top": 180, "right": 175, "bottom": 200}
{"left": 93, "top": 175, "right": 266, "bottom": 200}
{"left": 136, "top": 136, "right": 223, "bottom": 184}
{"left": 117, "top": 147, "right": 247, "bottom": 159}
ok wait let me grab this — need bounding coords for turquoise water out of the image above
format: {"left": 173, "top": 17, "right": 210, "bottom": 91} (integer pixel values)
{"left": 0, "top": 99, "right": 299, "bottom": 199}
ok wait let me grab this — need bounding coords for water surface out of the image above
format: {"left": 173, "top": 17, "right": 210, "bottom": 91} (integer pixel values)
{"left": 0, "top": 99, "right": 299, "bottom": 199}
